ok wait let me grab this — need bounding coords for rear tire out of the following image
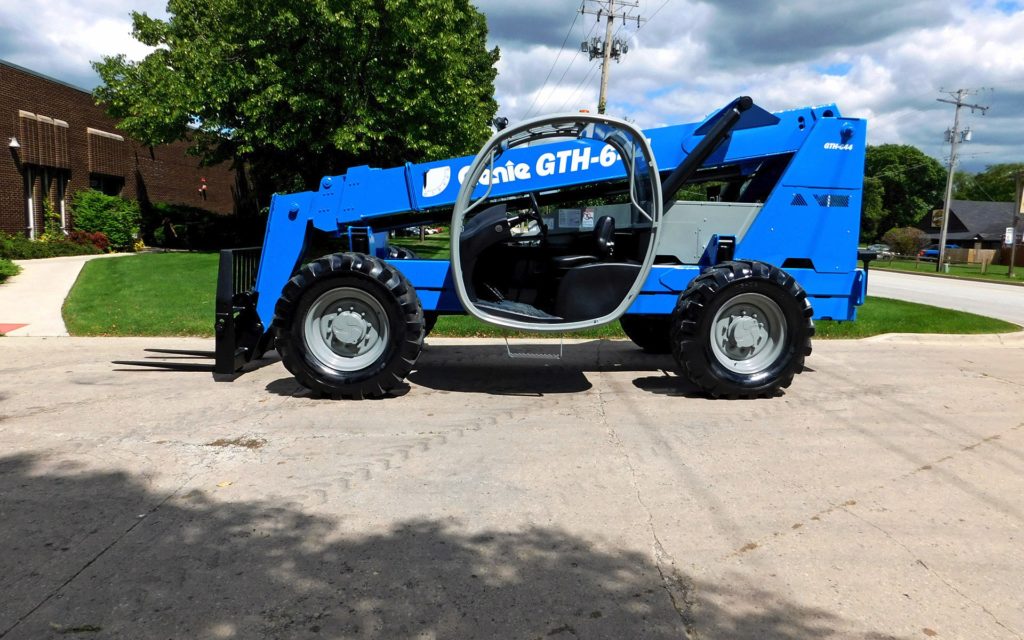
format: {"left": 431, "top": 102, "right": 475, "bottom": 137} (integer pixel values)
{"left": 619, "top": 315, "right": 672, "bottom": 353}
{"left": 273, "top": 253, "right": 424, "bottom": 399}
{"left": 388, "top": 245, "right": 419, "bottom": 260}
{"left": 670, "top": 261, "right": 813, "bottom": 398}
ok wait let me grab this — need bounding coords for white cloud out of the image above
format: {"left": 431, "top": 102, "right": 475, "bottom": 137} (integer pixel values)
{"left": 483, "top": 0, "right": 1024, "bottom": 170}
{"left": 2, "top": 0, "right": 1021, "bottom": 171}
{"left": 0, "top": 0, "right": 164, "bottom": 88}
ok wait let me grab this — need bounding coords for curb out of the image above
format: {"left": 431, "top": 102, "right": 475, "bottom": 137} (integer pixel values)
{"left": 10, "top": 252, "right": 130, "bottom": 267}
{"left": 861, "top": 330, "right": 1024, "bottom": 346}
{"left": 872, "top": 266, "right": 1024, "bottom": 288}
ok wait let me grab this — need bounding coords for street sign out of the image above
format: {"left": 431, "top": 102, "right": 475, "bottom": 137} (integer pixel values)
{"left": 1018, "top": 179, "right": 1024, "bottom": 214}
{"left": 1007, "top": 227, "right": 1016, "bottom": 246}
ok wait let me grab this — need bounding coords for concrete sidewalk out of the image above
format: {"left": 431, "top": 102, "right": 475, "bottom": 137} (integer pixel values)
{"left": 0, "top": 253, "right": 123, "bottom": 336}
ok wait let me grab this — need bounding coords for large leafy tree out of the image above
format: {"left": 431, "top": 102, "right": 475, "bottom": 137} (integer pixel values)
{"left": 954, "top": 163, "right": 1024, "bottom": 202}
{"left": 862, "top": 144, "right": 946, "bottom": 241}
{"left": 859, "top": 175, "right": 885, "bottom": 242}
{"left": 93, "top": 0, "right": 499, "bottom": 199}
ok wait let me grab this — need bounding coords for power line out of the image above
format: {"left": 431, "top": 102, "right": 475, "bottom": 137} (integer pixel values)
{"left": 642, "top": 0, "right": 672, "bottom": 26}
{"left": 612, "top": 0, "right": 670, "bottom": 41}
{"left": 866, "top": 160, "right": 939, "bottom": 182}
{"left": 559, "top": 62, "right": 601, "bottom": 112}
{"left": 533, "top": 20, "right": 600, "bottom": 116}
{"left": 530, "top": 0, "right": 668, "bottom": 118}
{"left": 521, "top": 7, "right": 582, "bottom": 120}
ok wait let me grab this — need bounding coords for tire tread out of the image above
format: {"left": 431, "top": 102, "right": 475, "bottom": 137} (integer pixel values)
{"left": 272, "top": 252, "right": 424, "bottom": 399}
{"left": 670, "top": 260, "right": 814, "bottom": 399}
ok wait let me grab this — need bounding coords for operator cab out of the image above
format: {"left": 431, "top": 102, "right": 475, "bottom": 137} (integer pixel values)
{"left": 451, "top": 114, "right": 663, "bottom": 330}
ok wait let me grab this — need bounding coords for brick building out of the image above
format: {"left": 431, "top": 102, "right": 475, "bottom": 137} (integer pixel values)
{"left": 1, "top": 59, "right": 238, "bottom": 238}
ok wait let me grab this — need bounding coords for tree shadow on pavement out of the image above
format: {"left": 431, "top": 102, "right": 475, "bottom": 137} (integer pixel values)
{"left": 0, "top": 454, "right": 893, "bottom": 639}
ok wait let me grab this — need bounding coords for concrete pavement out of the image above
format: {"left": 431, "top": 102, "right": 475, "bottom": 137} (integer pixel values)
{"left": 0, "top": 254, "right": 123, "bottom": 336}
{"left": 868, "top": 269, "right": 1024, "bottom": 326}
{"left": 1, "top": 336, "right": 1022, "bottom": 639}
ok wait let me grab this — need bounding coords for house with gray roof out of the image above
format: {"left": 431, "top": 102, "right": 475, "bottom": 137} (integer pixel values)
{"left": 918, "top": 200, "right": 1023, "bottom": 250}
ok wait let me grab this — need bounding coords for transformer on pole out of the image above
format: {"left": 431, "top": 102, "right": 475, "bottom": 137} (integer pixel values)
{"left": 580, "top": 0, "right": 643, "bottom": 114}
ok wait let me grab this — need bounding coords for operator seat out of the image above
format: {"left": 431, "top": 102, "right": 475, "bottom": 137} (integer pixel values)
{"left": 551, "top": 215, "right": 615, "bottom": 270}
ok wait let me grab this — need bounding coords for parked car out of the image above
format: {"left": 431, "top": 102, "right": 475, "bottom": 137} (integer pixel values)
{"left": 865, "top": 243, "right": 894, "bottom": 259}
{"left": 918, "top": 243, "right": 960, "bottom": 259}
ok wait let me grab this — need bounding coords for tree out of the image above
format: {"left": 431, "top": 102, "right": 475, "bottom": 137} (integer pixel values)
{"left": 952, "top": 170, "right": 975, "bottom": 200}
{"left": 93, "top": 0, "right": 500, "bottom": 201}
{"left": 861, "top": 144, "right": 946, "bottom": 241}
{"left": 859, "top": 176, "right": 885, "bottom": 242}
{"left": 881, "top": 226, "right": 928, "bottom": 257}
{"left": 954, "top": 163, "right": 1024, "bottom": 202}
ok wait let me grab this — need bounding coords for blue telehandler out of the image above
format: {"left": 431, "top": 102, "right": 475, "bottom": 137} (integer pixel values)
{"left": 214, "top": 96, "right": 869, "bottom": 398}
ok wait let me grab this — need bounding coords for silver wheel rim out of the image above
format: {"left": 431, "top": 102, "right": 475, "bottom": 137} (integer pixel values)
{"left": 709, "top": 292, "right": 786, "bottom": 375}
{"left": 303, "top": 287, "right": 390, "bottom": 372}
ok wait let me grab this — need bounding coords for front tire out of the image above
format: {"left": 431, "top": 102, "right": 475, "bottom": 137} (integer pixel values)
{"left": 670, "top": 261, "right": 813, "bottom": 398}
{"left": 273, "top": 253, "right": 424, "bottom": 399}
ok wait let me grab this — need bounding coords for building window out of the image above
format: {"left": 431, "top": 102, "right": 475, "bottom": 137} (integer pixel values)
{"left": 90, "top": 174, "right": 125, "bottom": 196}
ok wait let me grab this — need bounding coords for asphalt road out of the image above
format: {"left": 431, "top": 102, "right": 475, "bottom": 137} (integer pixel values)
{"left": 1, "top": 335, "right": 1023, "bottom": 639}
{"left": 868, "top": 269, "right": 1024, "bottom": 326}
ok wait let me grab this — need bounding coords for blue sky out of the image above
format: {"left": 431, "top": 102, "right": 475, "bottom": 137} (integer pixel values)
{"left": 2, "top": 0, "right": 1022, "bottom": 173}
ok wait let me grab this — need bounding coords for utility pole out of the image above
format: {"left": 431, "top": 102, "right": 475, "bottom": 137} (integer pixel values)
{"left": 581, "top": 0, "right": 642, "bottom": 114}
{"left": 936, "top": 89, "right": 989, "bottom": 271}
{"left": 1011, "top": 171, "right": 1023, "bottom": 278}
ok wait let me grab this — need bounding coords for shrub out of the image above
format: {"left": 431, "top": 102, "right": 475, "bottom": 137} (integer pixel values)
{"left": 68, "top": 230, "right": 111, "bottom": 253}
{"left": 0, "top": 232, "right": 100, "bottom": 259}
{"left": 881, "top": 227, "right": 929, "bottom": 257}
{"left": 72, "top": 190, "right": 141, "bottom": 250}
{"left": 38, "top": 199, "right": 64, "bottom": 242}
{"left": 0, "top": 257, "right": 20, "bottom": 283}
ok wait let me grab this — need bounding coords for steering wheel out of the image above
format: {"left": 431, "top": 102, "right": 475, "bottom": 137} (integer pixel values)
{"left": 507, "top": 192, "right": 547, "bottom": 236}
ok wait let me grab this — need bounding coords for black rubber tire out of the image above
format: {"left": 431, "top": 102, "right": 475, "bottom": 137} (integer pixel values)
{"left": 423, "top": 312, "right": 438, "bottom": 337}
{"left": 273, "top": 252, "right": 424, "bottom": 399}
{"left": 670, "top": 260, "right": 814, "bottom": 399}
{"left": 619, "top": 315, "right": 673, "bottom": 354}
{"left": 388, "top": 245, "right": 419, "bottom": 260}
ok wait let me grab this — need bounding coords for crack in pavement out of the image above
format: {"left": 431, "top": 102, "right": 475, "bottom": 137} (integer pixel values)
{"left": 980, "top": 371, "right": 1024, "bottom": 389}
{"left": 841, "top": 506, "right": 1024, "bottom": 640}
{"left": 594, "top": 382, "right": 696, "bottom": 637}
{"left": 724, "top": 421, "right": 1024, "bottom": 559}
{"left": 0, "top": 473, "right": 200, "bottom": 639}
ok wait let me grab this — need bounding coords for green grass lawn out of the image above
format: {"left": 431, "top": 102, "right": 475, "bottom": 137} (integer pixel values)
{"left": 816, "top": 297, "right": 1017, "bottom": 338}
{"left": 391, "top": 231, "right": 450, "bottom": 259}
{"left": 874, "top": 258, "right": 1024, "bottom": 285}
{"left": 63, "top": 251, "right": 1019, "bottom": 338}
{"left": 430, "top": 296, "right": 1018, "bottom": 338}
{"left": 64, "top": 252, "right": 218, "bottom": 336}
